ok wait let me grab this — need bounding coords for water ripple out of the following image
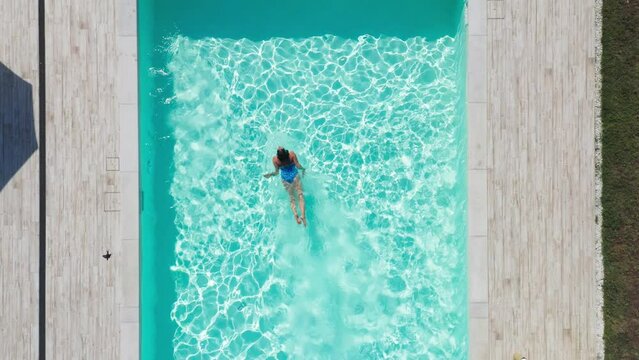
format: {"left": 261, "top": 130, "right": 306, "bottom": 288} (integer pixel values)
{"left": 163, "top": 34, "right": 467, "bottom": 359}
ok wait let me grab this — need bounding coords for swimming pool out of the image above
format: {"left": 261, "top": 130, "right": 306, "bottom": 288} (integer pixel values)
{"left": 139, "top": 1, "right": 467, "bottom": 358}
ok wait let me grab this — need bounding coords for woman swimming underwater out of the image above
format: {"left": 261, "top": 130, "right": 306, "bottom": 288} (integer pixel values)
{"left": 263, "top": 147, "right": 307, "bottom": 227}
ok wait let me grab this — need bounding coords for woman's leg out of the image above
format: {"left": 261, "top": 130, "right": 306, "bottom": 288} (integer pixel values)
{"left": 284, "top": 181, "right": 301, "bottom": 224}
{"left": 294, "top": 177, "right": 306, "bottom": 226}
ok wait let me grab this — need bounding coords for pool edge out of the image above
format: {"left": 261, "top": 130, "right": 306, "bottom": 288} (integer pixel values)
{"left": 117, "top": 0, "right": 141, "bottom": 358}
{"left": 466, "top": 0, "right": 489, "bottom": 359}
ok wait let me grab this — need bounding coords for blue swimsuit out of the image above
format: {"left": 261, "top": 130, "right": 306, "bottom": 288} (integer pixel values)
{"left": 280, "top": 163, "right": 298, "bottom": 183}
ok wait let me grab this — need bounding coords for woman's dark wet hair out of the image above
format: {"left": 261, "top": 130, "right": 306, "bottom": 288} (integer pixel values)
{"left": 277, "top": 147, "right": 291, "bottom": 163}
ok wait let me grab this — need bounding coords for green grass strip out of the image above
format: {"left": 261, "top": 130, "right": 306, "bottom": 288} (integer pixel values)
{"left": 601, "top": 0, "right": 639, "bottom": 358}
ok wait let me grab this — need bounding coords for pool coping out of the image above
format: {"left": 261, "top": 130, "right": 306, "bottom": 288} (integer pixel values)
{"left": 466, "top": 0, "right": 489, "bottom": 359}
{"left": 117, "top": 0, "right": 140, "bottom": 357}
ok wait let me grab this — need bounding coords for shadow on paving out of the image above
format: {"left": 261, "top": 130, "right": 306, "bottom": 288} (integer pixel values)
{"left": 0, "top": 62, "right": 38, "bottom": 191}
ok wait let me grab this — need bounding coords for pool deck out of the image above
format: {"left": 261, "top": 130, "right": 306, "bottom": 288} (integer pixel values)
{"left": 1, "top": 0, "right": 138, "bottom": 358}
{"left": 0, "top": 0, "right": 601, "bottom": 358}
{"left": 0, "top": 0, "right": 40, "bottom": 358}
{"left": 468, "top": 0, "right": 603, "bottom": 358}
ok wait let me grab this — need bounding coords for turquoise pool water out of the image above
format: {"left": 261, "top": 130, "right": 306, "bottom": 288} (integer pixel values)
{"left": 139, "top": 1, "right": 467, "bottom": 359}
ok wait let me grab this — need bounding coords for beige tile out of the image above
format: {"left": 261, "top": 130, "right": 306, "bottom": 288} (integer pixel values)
{"left": 119, "top": 104, "right": 139, "bottom": 172}
{"left": 468, "top": 35, "right": 487, "bottom": 103}
{"left": 468, "top": 102, "right": 487, "bottom": 170}
{"left": 121, "top": 171, "right": 139, "bottom": 239}
{"left": 487, "top": 0, "right": 504, "bottom": 19}
{"left": 469, "top": 236, "right": 488, "bottom": 302}
{"left": 118, "top": 36, "right": 138, "bottom": 105}
{"left": 107, "top": 157, "right": 120, "bottom": 171}
{"left": 118, "top": 0, "right": 137, "bottom": 36}
{"left": 469, "top": 318, "right": 489, "bottom": 360}
{"left": 470, "top": 302, "right": 489, "bottom": 319}
{"left": 105, "top": 192, "right": 122, "bottom": 212}
{"left": 121, "top": 239, "right": 139, "bottom": 307}
{"left": 120, "top": 306, "right": 139, "bottom": 323}
{"left": 121, "top": 322, "right": 139, "bottom": 360}
{"left": 468, "top": 169, "right": 487, "bottom": 236}
{"left": 468, "top": 0, "right": 487, "bottom": 36}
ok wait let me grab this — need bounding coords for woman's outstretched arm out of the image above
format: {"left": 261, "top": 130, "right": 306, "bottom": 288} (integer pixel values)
{"left": 263, "top": 158, "right": 280, "bottom": 178}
